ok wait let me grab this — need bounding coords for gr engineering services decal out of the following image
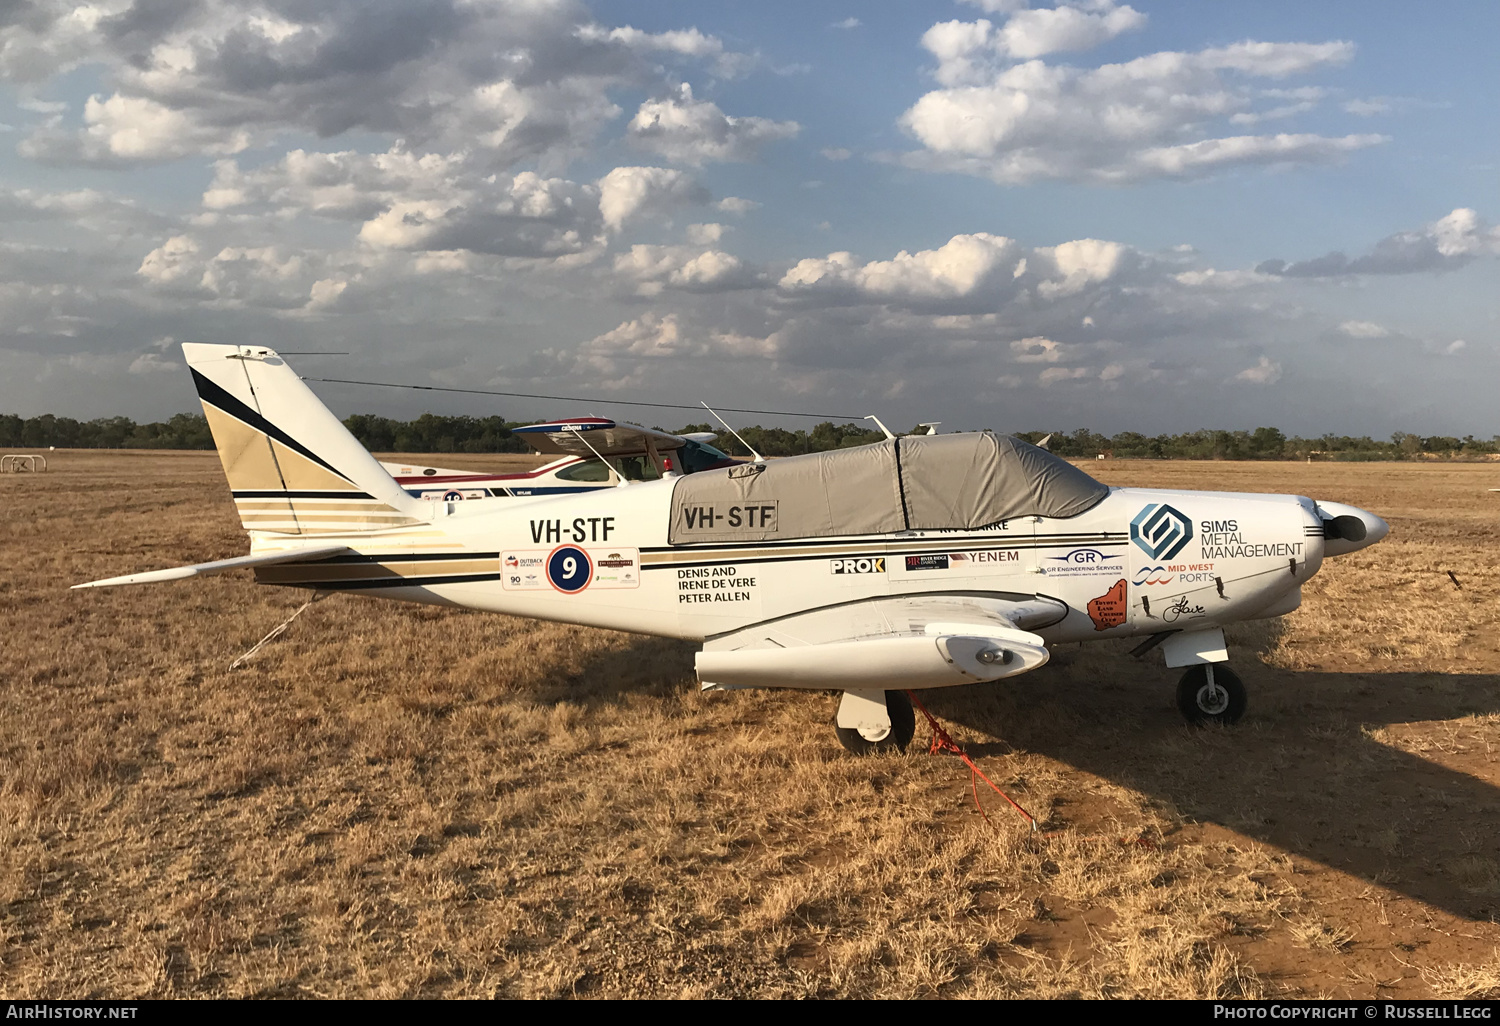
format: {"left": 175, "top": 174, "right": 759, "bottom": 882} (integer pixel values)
{"left": 1043, "top": 547, "right": 1123, "bottom": 577}
{"left": 500, "top": 548, "right": 639, "bottom": 592}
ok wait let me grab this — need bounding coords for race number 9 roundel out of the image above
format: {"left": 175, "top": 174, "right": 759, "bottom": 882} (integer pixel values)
{"left": 546, "top": 545, "right": 593, "bottom": 593}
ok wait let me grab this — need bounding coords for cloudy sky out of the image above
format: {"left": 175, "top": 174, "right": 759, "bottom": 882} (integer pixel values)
{"left": 1, "top": 0, "right": 1496, "bottom": 436}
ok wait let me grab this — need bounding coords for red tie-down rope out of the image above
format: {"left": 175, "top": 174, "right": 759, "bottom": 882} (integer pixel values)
{"left": 904, "top": 690, "right": 1159, "bottom": 850}
{"left": 905, "top": 689, "right": 1038, "bottom": 831}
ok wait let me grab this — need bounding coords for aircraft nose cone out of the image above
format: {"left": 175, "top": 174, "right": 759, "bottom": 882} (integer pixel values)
{"left": 1314, "top": 500, "right": 1390, "bottom": 556}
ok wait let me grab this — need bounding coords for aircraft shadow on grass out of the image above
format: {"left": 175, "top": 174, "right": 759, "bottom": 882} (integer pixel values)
{"left": 928, "top": 641, "right": 1500, "bottom": 925}
{"left": 539, "top": 622, "right": 1499, "bottom": 922}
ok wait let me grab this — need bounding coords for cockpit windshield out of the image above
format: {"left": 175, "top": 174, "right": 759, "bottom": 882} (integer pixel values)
{"left": 676, "top": 438, "right": 734, "bottom": 474}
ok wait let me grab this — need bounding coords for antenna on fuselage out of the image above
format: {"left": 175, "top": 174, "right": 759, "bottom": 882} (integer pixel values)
{"left": 865, "top": 415, "right": 896, "bottom": 441}
{"left": 700, "top": 402, "right": 764, "bottom": 463}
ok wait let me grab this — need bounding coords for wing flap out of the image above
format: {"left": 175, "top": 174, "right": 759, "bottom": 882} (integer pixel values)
{"left": 73, "top": 545, "right": 350, "bottom": 589}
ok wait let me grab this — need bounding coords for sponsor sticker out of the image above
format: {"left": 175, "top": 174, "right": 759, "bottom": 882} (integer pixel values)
{"left": 905, "top": 554, "right": 950, "bottom": 571}
{"left": 500, "top": 551, "right": 549, "bottom": 590}
{"left": 1133, "top": 561, "right": 1217, "bottom": 587}
{"left": 420, "top": 488, "right": 487, "bottom": 501}
{"left": 592, "top": 550, "right": 640, "bottom": 590}
{"left": 1087, "top": 579, "right": 1128, "bottom": 631}
{"left": 501, "top": 548, "right": 637, "bottom": 591}
{"left": 1198, "top": 518, "right": 1304, "bottom": 559}
{"left": 830, "top": 557, "right": 886, "bottom": 574}
{"left": 1042, "top": 547, "right": 1122, "bottom": 577}
{"left": 1162, "top": 595, "right": 1207, "bottom": 623}
{"left": 951, "top": 550, "right": 1022, "bottom": 565}
{"left": 1131, "top": 504, "right": 1193, "bottom": 560}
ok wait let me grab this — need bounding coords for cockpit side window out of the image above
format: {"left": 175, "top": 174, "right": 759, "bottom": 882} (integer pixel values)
{"left": 610, "top": 455, "right": 662, "bottom": 482}
{"left": 555, "top": 459, "right": 613, "bottom": 482}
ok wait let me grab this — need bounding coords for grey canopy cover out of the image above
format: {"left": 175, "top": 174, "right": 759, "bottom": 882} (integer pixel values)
{"left": 668, "top": 432, "right": 1108, "bottom": 544}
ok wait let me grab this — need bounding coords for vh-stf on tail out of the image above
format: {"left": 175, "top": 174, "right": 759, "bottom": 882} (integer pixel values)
{"left": 75, "top": 344, "right": 1390, "bottom": 753}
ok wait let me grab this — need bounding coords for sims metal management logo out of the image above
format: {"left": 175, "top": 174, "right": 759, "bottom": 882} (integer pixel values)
{"left": 1130, "top": 503, "right": 1193, "bottom": 561}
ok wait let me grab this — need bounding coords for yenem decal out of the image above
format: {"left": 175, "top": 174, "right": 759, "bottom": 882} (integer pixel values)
{"left": 1130, "top": 504, "right": 1193, "bottom": 561}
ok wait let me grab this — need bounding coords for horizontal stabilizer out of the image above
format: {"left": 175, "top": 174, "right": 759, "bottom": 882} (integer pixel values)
{"left": 72, "top": 545, "right": 349, "bottom": 589}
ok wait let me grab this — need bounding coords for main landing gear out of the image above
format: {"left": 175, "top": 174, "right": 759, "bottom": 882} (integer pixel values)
{"left": 833, "top": 689, "right": 917, "bottom": 754}
{"left": 1176, "top": 663, "right": 1246, "bottom": 726}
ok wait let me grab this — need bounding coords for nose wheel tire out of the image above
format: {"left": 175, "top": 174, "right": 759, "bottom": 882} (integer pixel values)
{"left": 834, "top": 689, "right": 917, "bottom": 754}
{"left": 1176, "top": 664, "right": 1246, "bottom": 726}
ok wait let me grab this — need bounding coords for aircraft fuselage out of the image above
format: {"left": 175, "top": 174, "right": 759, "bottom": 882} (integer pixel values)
{"left": 251, "top": 481, "right": 1339, "bottom": 646}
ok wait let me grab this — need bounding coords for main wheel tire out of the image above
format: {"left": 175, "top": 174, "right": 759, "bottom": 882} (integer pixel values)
{"left": 1176, "top": 664, "right": 1247, "bottom": 726}
{"left": 834, "top": 690, "right": 917, "bottom": 754}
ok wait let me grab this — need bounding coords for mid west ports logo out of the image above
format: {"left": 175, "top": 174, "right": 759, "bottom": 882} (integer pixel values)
{"left": 1130, "top": 504, "right": 1193, "bottom": 560}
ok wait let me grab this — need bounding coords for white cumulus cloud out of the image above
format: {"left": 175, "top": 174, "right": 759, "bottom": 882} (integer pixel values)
{"left": 1259, "top": 208, "right": 1500, "bottom": 277}
{"left": 597, "top": 166, "right": 708, "bottom": 232}
{"left": 900, "top": 24, "right": 1379, "bottom": 184}
{"left": 1338, "top": 320, "right": 1390, "bottom": 338}
{"left": 780, "top": 232, "right": 1025, "bottom": 302}
{"left": 1235, "top": 356, "right": 1282, "bottom": 385}
{"left": 6, "top": 1, "right": 762, "bottom": 171}
{"left": 627, "top": 84, "right": 800, "bottom": 165}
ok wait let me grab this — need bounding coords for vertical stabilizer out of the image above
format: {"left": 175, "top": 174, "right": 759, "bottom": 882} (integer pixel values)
{"left": 184, "top": 343, "right": 426, "bottom": 535}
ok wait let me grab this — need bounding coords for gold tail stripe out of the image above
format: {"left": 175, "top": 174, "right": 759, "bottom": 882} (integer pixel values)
{"left": 235, "top": 501, "right": 406, "bottom": 513}
{"left": 256, "top": 560, "right": 496, "bottom": 584}
{"left": 238, "top": 513, "right": 422, "bottom": 525}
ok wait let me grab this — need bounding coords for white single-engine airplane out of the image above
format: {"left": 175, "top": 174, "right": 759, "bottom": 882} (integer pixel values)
{"left": 75, "top": 344, "right": 1390, "bottom": 753}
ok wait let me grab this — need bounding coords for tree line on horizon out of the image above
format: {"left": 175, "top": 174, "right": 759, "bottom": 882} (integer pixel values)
{"left": 2, "top": 411, "right": 1497, "bottom": 461}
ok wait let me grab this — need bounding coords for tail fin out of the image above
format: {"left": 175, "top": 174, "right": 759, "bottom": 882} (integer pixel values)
{"left": 184, "top": 343, "right": 426, "bottom": 535}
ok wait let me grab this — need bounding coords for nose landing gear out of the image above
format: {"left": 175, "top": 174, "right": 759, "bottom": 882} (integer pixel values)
{"left": 1176, "top": 663, "right": 1246, "bottom": 725}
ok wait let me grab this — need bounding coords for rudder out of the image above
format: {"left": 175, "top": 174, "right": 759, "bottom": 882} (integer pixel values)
{"left": 185, "top": 343, "right": 426, "bottom": 535}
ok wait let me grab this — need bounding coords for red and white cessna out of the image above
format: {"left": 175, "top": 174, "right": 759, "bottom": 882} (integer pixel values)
{"left": 75, "top": 344, "right": 1389, "bottom": 753}
{"left": 380, "top": 418, "right": 736, "bottom": 501}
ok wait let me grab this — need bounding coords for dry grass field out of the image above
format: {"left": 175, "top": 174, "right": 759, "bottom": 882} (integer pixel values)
{"left": 2, "top": 450, "right": 1498, "bottom": 999}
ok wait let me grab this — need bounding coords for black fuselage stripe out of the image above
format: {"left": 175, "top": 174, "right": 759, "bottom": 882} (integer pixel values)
{"left": 638, "top": 534, "right": 1127, "bottom": 555}
{"left": 644, "top": 546, "right": 1133, "bottom": 571}
{"left": 312, "top": 552, "right": 499, "bottom": 564}
{"left": 277, "top": 572, "right": 503, "bottom": 590}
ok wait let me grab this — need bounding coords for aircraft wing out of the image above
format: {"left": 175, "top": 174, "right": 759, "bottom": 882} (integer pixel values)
{"left": 73, "top": 545, "right": 351, "bottom": 589}
{"left": 695, "top": 593, "right": 1065, "bottom": 691}
{"left": 513, "top": 418, "right": 688, "bottom": 457}
{"left": 378, "top": 461, "right": 491, "bottom": 480}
